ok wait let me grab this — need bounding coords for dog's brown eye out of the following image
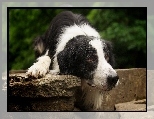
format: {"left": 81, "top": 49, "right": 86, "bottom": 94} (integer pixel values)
{"left": 105, "top": 54, "right": 109, "bottom": 62}
{"left": 86, "top": 58, "right": 95, "bottom": 63}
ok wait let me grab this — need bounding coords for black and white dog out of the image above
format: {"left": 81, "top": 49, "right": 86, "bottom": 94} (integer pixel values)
{"left": 26, "top": 11, "right": 119, "bottom": 110}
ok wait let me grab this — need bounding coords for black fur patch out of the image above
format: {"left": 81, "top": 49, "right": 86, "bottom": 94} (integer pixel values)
{"left": 57, "top": 35, "right": 98, "bottom": 80}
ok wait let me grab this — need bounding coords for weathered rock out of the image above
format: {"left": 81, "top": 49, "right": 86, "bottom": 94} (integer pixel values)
{"left": 9, "top": 73, "right": 81, "bottom": 97}
{"left": 115, "top": 99, "right": 146, "bottom": 111}
{"left": 8, "top": 73, "right": 81, "bottom": 111}
{"left": 8, "top": 68, "right": 146, "bottom": 111}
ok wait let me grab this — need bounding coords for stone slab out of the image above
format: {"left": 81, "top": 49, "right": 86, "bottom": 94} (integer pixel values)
{"left": 8, "top": 68, "right": 146, "bottom": 111}
{"left": 115, "top": 99, "right": 146, "bottom": 111}
{"left": 8, "top": 73, "right": 81, "bottom": 111}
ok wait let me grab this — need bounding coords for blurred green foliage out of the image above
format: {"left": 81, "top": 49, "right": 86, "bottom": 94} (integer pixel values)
{"left": 9, "top": 8, "right": 146, "bottom": 70}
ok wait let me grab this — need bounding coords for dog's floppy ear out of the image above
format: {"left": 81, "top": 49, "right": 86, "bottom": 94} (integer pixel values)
{"left": 103, "top": 40, "right": 115, "bottom": 67}
{"left": 33, "top": 35, "right": 46, "bottom": 57}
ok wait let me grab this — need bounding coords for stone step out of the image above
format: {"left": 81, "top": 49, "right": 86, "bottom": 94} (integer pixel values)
{"left": 8, "top": 68, "right": 146, "bottom": 111}
{"left": 115, "top": 99, "right": 146, "bottom": 111}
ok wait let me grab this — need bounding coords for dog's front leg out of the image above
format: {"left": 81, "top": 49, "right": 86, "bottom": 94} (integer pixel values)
{"left": 26, "top": 55, "right": 51, "bottom": 78}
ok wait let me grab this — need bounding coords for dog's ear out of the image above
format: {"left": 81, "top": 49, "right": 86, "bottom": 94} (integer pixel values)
{"left": 103, "top": 40, "right": 115, "bottom": 67}
{"left": 33, "top": 35, "right": 45, "bottom": 57}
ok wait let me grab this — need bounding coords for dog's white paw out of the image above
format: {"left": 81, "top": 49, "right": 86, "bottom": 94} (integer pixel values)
{"left": 26, "top": 63, "right": 48, "bottom": 78}
{"left": 26, "top": 56, "right": 51, "bottom": 78}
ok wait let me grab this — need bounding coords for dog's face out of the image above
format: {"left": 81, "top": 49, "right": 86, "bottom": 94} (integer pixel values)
{"left": 88, "top": 38, "right": 119, "bottom": 91}
{"left": 57, "top": 35, "right": 119, "bottom": 91}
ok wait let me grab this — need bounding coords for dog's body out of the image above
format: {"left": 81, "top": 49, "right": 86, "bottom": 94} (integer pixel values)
{"left": 27, "top": 11, "right": 119, "bottom": 110}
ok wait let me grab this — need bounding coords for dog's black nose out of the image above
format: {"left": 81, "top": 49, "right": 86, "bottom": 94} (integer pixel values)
{"left": 107, "top": 75, "right": 119, "bottom": 86}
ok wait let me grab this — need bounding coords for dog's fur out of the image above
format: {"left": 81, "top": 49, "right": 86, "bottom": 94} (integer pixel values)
{"left": 26, "top": 11, "right": 119, "bottom": 110}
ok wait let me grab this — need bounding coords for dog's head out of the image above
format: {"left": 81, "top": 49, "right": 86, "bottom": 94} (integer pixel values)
{"left": 86, "top": 37, "right": 119, "bottom": 91}
{"left": 58, "top": 35, "right": 119, "bottom": 91}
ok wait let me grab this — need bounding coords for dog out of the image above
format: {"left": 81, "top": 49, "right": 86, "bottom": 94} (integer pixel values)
{"left": 26, "top": 11, "right": 119, "bottom": 110}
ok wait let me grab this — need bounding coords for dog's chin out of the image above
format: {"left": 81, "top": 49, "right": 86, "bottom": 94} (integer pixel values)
{"left": 85, "top": 80, "right": 115, "bottom": 91}
{"left": 102, "top": 85, "right": 114, "bottom": 91}
{"left": 81, "top": 79, "right": 116, "bottom": 110}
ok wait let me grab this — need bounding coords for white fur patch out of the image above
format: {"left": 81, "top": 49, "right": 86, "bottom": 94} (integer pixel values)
{"left": 26, "top": 50, "right": 51, "bottom": 78}
{"left": 89, "top": 39, "right": 117, "bottom": 86}
{"left": 52, "top": 24, "right": 100, "bottom": 72}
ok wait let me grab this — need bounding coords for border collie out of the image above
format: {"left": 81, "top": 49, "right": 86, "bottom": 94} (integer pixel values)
{"left": 26, "top": 11, "right": 119, "bottom": 110}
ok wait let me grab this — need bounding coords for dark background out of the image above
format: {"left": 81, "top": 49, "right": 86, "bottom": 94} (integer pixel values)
{"left": 9, "top": 8, "right": 147, "bottom": 70}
